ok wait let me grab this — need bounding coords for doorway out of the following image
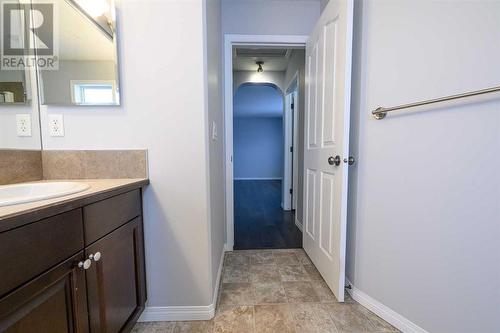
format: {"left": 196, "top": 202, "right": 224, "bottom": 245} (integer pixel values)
{"left": 233, "top": 82, "right": 300, "bottom": 249}
{"left": 224, "top": 0, "right": 354, "bottom": 300}
{"left": 224, "top": 35, "right": 308, "bottom": 251}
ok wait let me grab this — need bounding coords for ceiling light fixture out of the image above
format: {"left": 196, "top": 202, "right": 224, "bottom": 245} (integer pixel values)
{"left": 256, "top": 61, "right": 264, "bottom": 73}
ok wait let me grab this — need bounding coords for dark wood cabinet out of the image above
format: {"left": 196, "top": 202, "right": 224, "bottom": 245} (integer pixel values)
{"left": 0, "top": 252, "right": 89, "bottom": 333}
{"left": 0, "top": 187, "right": 147, "bottom": 333}
{"left": 85, "top": 217, "right": 146, "bottom": 333}
{"left": 0, "top": 209, "right": 84, "bottom": 297}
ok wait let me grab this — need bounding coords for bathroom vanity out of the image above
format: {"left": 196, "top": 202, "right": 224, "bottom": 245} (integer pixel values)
{"left": 0, "top": 179, "right": 149, "bottom": 333}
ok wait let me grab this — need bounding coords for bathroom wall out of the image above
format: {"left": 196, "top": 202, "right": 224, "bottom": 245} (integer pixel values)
{"left": 39, "top": 0, "right": 216, "bottom": 310}
{"left": 203, "top": 0, "right": 225, "bottom": 302}
{"left": 347, "top": 0, "right": 500, "bottom": 332}
{"left": 222, "top": 0, "right": 320, "bottom": 36}
{"left": 0, "top": 67, "right": 42, "bottom": 184}
{"left": 234, "top": 117, "right": 283, "bottom": 180}
{"left": 0, "top": 69, "right": 41, "bottom": 151}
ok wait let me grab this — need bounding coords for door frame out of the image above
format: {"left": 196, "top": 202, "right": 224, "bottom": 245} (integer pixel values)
{"left": 285, "top": 71, "right": 300, "bottom": 211}
{"left": 282, "top": 92, "right": 293, "bottom": 211}
{"left": 224, "top": 34, "right": 308, "bottom": 250}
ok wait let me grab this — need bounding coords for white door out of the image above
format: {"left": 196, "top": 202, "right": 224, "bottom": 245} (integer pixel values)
{"left": 303, "top": 0, "right": 353, "bottom": 302}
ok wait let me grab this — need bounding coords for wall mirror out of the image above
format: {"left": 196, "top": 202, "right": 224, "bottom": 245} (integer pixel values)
{"left": 0, "top": 0, "right": 42, "bottom": 155}
{"left": 38, "top": 0, "right": 120, "bottom": 106}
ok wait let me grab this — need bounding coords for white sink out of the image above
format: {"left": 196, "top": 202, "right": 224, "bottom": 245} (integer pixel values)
{"left": 0, "top": 182, "right": 90, "bottom": 207}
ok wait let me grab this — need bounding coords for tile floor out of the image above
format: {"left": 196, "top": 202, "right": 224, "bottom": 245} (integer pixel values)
{"left": 132, "top": 249, "right": 400, "bottom": 333}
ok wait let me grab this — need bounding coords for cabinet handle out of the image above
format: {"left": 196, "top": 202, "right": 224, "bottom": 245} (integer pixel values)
{"left": 89, "top": 252, "right": 102, "bottom": 262}
{"left": 78, "top": 259, "right": 92, "bottom": 270}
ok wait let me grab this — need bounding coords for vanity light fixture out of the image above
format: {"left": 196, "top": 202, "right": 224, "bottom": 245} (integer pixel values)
{"left": 256, "top": 61, "right": 264, "bottom": 73}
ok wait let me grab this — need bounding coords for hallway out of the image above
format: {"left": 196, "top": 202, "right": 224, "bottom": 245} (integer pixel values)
{"left": 132, "top": 249, "right": 399, "bottom": 333}
{"left": 234, "top": 180, "right": 302, "bottom": 250}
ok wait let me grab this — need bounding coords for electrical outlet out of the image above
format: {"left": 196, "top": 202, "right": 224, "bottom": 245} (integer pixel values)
{"left": 16, "top": 114, "right": 32, "bottom": 137}
{"left": 49, "top": 114, "right": 64, "bottom": 137}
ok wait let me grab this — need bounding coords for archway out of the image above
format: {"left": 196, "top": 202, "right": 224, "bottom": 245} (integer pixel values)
{"left": 232, "top": 82, "right": 301, "bottom": 249}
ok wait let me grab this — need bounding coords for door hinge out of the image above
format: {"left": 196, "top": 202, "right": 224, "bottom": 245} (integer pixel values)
{"left": 289, "top": 189, "right": 293, "bottom": 195}
{"left": 291, "top": 103, "right": 294, "bottom": 110}
{"left": 289, "top": 146, "right": 293, "bottom": 153}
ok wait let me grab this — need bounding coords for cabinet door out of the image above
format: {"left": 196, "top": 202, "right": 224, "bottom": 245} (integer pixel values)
{"left": 0, "top": 252, "right": 89, "bottom": 333}
{"left": 85, "top": 217, "right": 146, "bottom": 333}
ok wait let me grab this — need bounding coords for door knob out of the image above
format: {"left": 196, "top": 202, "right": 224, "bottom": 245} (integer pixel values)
{"left": 89, "top": 252, "right": 101, "bottom": 262}
{"left": 78, "top": 259, "right": 92, "bottom": 270}
{"left": 328, "top": 155, "right": 341, "bottom": 166}
{"left": 343, "top": 156, "right": 355, "bottom": 165}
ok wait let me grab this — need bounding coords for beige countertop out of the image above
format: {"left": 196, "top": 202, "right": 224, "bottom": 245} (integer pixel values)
{"left": 0, "top": 178, "right": 148, "bottom": 221}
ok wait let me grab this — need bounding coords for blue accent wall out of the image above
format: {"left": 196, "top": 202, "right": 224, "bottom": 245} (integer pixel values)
{"left": 233, "top": 117, "right": 283, "bottom": 179}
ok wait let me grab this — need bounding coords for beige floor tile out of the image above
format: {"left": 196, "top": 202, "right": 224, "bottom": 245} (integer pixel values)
{"left": 222, "top": 264, "right": 250, "bottom": 283}
{"left": 219, "top": 283, "right": 255, "bottom": 307}
{"left": 254, "top": 304, "right": 296, "bottom": 333}
{"left": 323, "top": 303, "right": 377, "bottom": 332}
{"left": 293, "top": 250, "right": 313, "bottom": 265}
{"left": 273, "top": 252, "right": 300, "bottom": 265}
{"left": 132, "top": 250, "right": 390, "bottom": 333}
{"left": 283, "top": 281, "right": 320, "bottom": 303}
{"left": 253, "top": 282, "right": 287, "bottom": 304}
{"left": 249, "top": 250, "right": 275, "bottom": 264}
{"left": 310, "top": 279, "right": 338, "bottom": 303}
{"left": 250, "top": 264, "right": 280, "bottom": 283}
{"left": 303, "top": 264, "right": 323, "bottom": 280}
{"left": 224, "top": 251, "right": 251, "bottom": 266}
{"left": 291, "top": 303, "right": 338, "bottom": 333}
{"left": 279, "top": 264, "right": 311, "bottom": 282}
{"left": 172, "top": 321, "right": 213, "bottom": 333}
{"left": 214, "top": 305, "right": 254, "bottom": 333}
{"left": 344, "top": 290, "right": 355, "bottom": 303}
{"left": 354, "top": 304, "right": 400, "bottom": 332}
{"left": 131, "top": 322, "right": 175, "bottom": 333}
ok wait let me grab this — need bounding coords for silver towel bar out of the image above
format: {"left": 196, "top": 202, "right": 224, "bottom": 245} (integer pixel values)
{"left": 372, "top": 85, "right": 500, "bottom": 120}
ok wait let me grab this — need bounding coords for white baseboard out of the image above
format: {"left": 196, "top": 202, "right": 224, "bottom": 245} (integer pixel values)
{"left": 295, "top": 217, "right": 303, "bottom": 232}
{"left": 139, "top": 245, "right": 226, "bottom": 322}
{"left": 234, "top": 177, "right": 282, "bottom": 180}
{"left": 211, "top": 245, "right": 226, "bottom": 307}
{"left": 345, "top": 278, "right": 429, "bottom": 333}
{"left": 138, "top": 304, "right": 215, "bottom": 322}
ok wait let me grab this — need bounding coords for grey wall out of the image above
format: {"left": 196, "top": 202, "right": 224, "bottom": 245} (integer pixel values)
{"left": 40, "top": 60, "right": 116, "bottom": 105}
{"left": 234, "top": 117, "right": 283, "bottom": 180}
{"left": 222, "top": 0, "right": 320, "bottom": 35}
{"left": 347, "top": 1, "right": 500, "bottom": 332}
{"left": 204, "top": 0, "right": 225, "bottom": 300}
{"left": 284, "top": 49, "right": 305, "bottom": 224}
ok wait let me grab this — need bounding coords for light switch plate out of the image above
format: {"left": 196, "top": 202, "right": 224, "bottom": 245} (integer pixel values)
{"left": 16, "top": 114, "right": 32, "bottom": 137}
{"left": 212, "top": 121, "right": 218, "bottom": 141}
{"left": 49, "top": 114, "right": 64, "bottom": 137}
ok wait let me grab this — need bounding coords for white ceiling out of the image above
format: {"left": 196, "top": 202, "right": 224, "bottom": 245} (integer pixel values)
{"left": 58, "top": 0, "right": 115, "bottom": 61}
{"left": 233, "top": 47, "right": 303, "bottom": 71}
